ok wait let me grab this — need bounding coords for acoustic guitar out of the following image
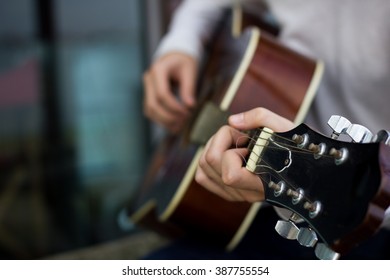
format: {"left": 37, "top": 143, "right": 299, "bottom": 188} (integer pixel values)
{"left": 128, "top": 7, "right": 324, "bottom": 250}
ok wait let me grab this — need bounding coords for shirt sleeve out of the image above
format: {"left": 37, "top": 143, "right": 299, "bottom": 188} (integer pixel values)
{"left": 154, "top": 0, "right": 239, "bottom": 61}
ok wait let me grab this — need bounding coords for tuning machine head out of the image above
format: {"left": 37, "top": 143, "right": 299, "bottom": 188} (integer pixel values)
{"left": 373, "top": 130, "right": 390, "bottom": 145}
{"left": 314, "top": 243, "right": 340, "bottom": 260}
{"left": 328, "top": 115, "right": 373, "bottom": 143}
{"left": 346, "top": 124, "right": 373, "bottom": 143}
{"left": 327, "top": 115, "right": 351, "bottom": 139}
{"left": 297, "top": 227, "right": 318, "bottom": 247}
{"left": 275, "top": 220, "right": 300, "bottom": 240}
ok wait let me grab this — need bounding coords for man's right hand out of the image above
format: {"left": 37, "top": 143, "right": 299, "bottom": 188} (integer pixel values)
{"left": 143, "top": 52, "right": 198, "bottom": 134}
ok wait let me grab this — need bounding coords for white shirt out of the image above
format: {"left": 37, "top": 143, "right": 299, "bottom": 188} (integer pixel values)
{"left": 154, "top": 0, "right": 390, "bottom": 229}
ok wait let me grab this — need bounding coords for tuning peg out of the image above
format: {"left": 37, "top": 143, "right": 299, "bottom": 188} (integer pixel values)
{"left": 373, "top": 130, "right": 390, "bottom": 145}
{"left": 314, "top": 243, "right": 340, "bottom": 260}
{"left": 327, "top": 115, "right": 351, "bottom": 139}
{"left": 275, "top": 220, "right": 299, "bottom": 240}
{"left": 345, "top": 124, "right": 373, "bottom": 143}
{"left": 297, "top": 227, "right": 318, "bottom": 247}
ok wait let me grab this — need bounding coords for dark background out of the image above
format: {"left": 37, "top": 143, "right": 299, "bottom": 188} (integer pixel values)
{"left": 0, "top": 0, "right": 176, "bottom": 259}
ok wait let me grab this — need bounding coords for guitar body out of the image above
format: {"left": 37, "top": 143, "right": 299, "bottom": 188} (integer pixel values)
{"left": 129, "top": 8, "right": 324, "bottom": 249}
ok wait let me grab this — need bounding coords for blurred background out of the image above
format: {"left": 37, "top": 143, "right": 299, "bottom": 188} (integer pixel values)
{"left": 0, "top": 0, "right": 178, "bottom": 259}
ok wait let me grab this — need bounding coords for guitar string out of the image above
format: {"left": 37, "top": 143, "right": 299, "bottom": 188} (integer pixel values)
{"left": 262, "top": 157, "right": 319, "bottom": 205}
{"left": 245, "top": 128, "right": 335, "bottom": 159}
{"left": 249, "top": 152, "right": 317, "bottom": 206}
{"left": 234, "top": 128, "right": 335, "bottom": 206}
{"left": 236, "top": 131, "right": 335, "bottom": 171}
{"left": 233, "top": 144, "right": 317, "bottom": 206}
{"left": 256, "top": 167, "right": 317, "bottom": 206}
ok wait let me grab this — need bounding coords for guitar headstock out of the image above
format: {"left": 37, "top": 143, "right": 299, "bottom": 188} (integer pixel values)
{"left": 246, "top": 115, "right": 390, "bottom": 259}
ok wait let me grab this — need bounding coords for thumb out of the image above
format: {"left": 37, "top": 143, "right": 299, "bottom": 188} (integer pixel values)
{"left": 228, "top": 108, "right": 294, "bottom": 132}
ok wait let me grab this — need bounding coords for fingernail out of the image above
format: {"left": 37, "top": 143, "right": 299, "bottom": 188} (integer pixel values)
{"left": 184, "top": 96, "right": 195, "bottom": 107}
{"left": 188, "top": 97, "right": 196, "bottom": 107}
{"left": 229, "top": 113, "right": 244, "bottom": 125}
